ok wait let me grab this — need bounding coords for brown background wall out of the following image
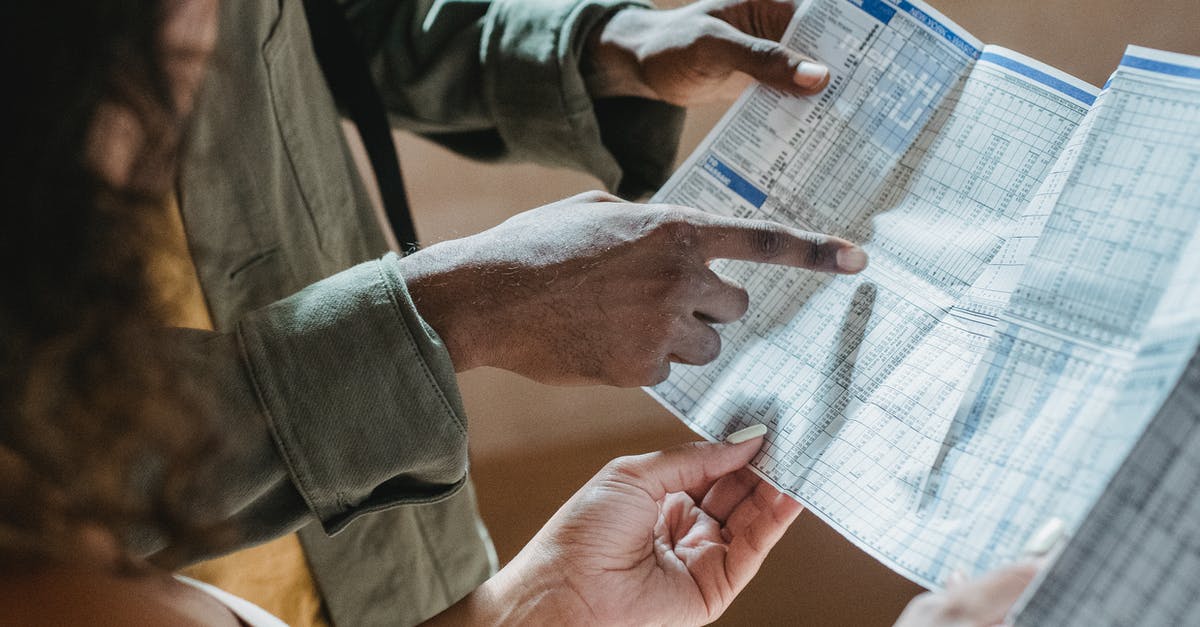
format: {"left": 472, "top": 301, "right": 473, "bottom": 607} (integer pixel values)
{"left": 392, "top": 3, "right": 1199, "bottom": 624}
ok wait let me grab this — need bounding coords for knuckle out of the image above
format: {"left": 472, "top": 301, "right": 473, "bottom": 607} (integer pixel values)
{"left": 603, "top": 456, "right": 641, "bottom": 480}
{"left": 905, "top": 592, "right": 946, "bottom": 618}
{"left": 652, "top": 311, "right": 679, "bottom": 334}
{"left": 665, "top": 312, "right": 689, "bottom": 339}
{"left": 620, "top": 359, "right": 661, "bottom": 387}
{"left": 633, "top": 318, "right": 671, "bottom": 354}
{"left": 697, "top": 328, "right": 722, "bottom": 364}
{"left": 806, "top": 239, "right": 829, "bottom": 268}
{"left": 647, "top": 361, "right": 672, "bottom": 385}
{"left": 747, "top": 39, "right": 784, "bottom": 63}
{"left": 731, "top": 285, "right": 750, "bottom": 318}
{"left": 654, "top": 216, "right": 700, "bottom": 249}
{"left": 575, "top": 189, "right": 621, "bottom": 204}
{"left": 677, "top": 441, "right": 708, "bottom": 460}
{"left": 653, "top": 266, "right": 703, "bottom": 305}
{"left": 655, "top": 264, "right": 689, "bottom": 288}
{"left": 750, "top": 224, "right": 788, "bottom": 258}
{"left": 692, "top": 21, "right": 731, "bottom": 47}
{"left": 911, "top": 591, "right": 940, "bottom": 607}
{"left": 627, "top": 333, "right": 673, "bottom": 385}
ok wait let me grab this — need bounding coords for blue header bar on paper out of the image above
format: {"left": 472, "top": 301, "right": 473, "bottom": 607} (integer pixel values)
{"left": 703, "top": 155, "right": 767, "bottom": 208}
{"left": 851, "top": 0, "right": 896, "bottom": 24}
{"left": 895, "top": 1, "right": 979, "bottom": 58}
{"left": 979, "top": 52, "right": 1096, "bottom": 105}
{"left": 1120, "top": 55, "right": 1200, "bottom": 80}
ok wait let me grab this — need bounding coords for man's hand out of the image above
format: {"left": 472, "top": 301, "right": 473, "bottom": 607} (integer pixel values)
{"left": 401, "top": 191, "right": 866, "bottom": 386}
{"left": 429, "top": 436, "right": 802, "bottom": 625}
{"left": 893, "top": 562, "right": 1041, "bottom": 627}
{"left": 585, "top": 0, "right": 828, "bottom": 105}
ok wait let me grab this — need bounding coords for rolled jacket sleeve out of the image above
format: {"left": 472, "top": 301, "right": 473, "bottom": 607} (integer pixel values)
{"left": 344, "top": 0, "right": 685, "bottom": 197}
{"left": 235, "top": 253, "right": 468, "bottom": 535}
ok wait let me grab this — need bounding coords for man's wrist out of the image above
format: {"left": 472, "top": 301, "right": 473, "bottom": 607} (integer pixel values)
{"left": 394, "top": 243, "right": 488, "bottom": 373}
{"left": 424, "top": 562, "right": 592, "bottom": 625}
{"left": 582, "top": 7, "right": 657, "bottom": 100}
{"left": 422, "top": 578, "right": 505, "bottom": 625}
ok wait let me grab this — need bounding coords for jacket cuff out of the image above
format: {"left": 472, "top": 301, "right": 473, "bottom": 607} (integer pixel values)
{"left": 237, "top": 253, "right": 469, "bottom": 534}
{"left": 483, "top": 0, "right": 684, "bottom": 195}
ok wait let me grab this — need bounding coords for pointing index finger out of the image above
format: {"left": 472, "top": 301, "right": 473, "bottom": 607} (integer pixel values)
{"left": 693, "top": 212, "right": 868, "bottom": 274}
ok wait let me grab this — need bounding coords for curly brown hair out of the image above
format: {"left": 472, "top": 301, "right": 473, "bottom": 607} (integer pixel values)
{"left": 0, "top": 1, "right": 225, "bottom": 569}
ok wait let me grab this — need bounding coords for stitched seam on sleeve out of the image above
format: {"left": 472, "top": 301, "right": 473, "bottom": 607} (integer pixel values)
{"left": 376, "top": 262, "right": 467, "bottom": 437}
{"left": 557, "top": 0, "right": 651, "bottom": 119}
{"left": 324, "top": 476, "right": 467, "bottom": 534}
{"left": 235, "top": 321, "right": 325, "bottom": 518}
{"left": 556, "top": 0, "right": 640, "bottom": 188}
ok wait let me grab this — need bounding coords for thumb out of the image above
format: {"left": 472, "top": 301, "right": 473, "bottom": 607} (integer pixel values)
{"left": 609, "top": 436, "right": 764, "bottom": 501}
{"left": 948, "top": 561, "right": 1040, "bottom": 624}
{"left": 711, "top": 24, "right": 829, "bottom": 93}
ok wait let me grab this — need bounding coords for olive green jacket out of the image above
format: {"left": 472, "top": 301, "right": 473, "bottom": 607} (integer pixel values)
{"left": 174, "top": 0, "right": 683, "bottom": 624}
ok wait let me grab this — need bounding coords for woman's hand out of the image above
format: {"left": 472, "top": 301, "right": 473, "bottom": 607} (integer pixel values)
{"left": 432, "top": 434, "right": 802, "bottom": 625}
{"left": 893, "top": 562, "right": 1041, "bottom": 627}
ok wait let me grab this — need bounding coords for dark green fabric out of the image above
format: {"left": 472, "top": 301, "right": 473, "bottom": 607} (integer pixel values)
{"left": 175, "top": 0, "right": 685, "bottom": 624}
{"left": 342, "top": 0, "right": 684, "bottom": 196}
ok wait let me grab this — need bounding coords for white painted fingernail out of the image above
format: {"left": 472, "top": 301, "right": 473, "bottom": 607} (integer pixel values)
{"left": 836, "top": 246, "right": 868, "bottom": 272}
{"left": 1022, "top": 517, "right": 1066, "bottom": 558}
{"left": 726, "top": 423, "right": 768, "bottom": 444}
{"left": 793, "top": 61, "right": 829, "bottom": 88}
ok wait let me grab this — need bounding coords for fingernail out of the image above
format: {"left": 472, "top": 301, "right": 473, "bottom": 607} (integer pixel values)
{"left": 945, "top": 569, "right": 968, "bottom": 588}
{"left": 793, "top": 62, "right": 829, "bottom": 88}
{"left": 726, "top": 423, "right": 768, "bottom": 444}
{"left": 1021, "top": 517, "right": 1066, "bottom": 558}
{"left": 836, "top": 246, "right": 868, "bottom": 272}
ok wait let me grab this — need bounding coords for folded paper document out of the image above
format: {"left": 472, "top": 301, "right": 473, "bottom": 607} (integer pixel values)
{"left": 1013, "top": 349, "right": 1200, "bottom": 625}
{"left": 648, "top": 0, "right": 1200, "bottom": 590}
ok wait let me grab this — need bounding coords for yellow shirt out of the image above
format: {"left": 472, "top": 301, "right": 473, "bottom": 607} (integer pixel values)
{"left": 156, "top": 195, "right": 329, "bottom": 627}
